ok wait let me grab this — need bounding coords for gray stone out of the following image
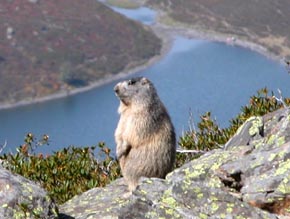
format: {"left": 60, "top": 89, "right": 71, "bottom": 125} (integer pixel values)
{"left": 0, "top": 167, "right": 58, "bottom": 219}
{"left": 59, "top": 108, "right": 290, "bottom": 218}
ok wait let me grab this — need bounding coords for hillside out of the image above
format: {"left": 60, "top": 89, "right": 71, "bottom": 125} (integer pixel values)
{"left": 0, "top": 0, "right": 161, "bottom": 105}
{"left": 147, "top": 0, "right": 290, "bottom": 60}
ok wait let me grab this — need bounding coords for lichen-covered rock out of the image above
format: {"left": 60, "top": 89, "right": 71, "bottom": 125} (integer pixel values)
{"left": 0, "top": 166, "right": 58, "bottom": 219}
{"left": 60, "top": 108, "right": 290, "bottom": 218}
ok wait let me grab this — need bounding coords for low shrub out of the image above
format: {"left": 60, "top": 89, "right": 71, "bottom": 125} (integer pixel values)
{"left": 177, "top": 88, "right": 290, "bottom": 167}
{"left": 0, "top": 134, "right": 120, "bottom": 204}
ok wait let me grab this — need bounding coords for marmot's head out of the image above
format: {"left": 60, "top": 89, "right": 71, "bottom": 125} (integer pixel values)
{"left": 114, "top": 77, "right": 157, "bottom": 106}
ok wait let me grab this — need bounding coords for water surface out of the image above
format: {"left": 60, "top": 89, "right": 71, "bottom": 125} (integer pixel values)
{"left": 111, "top": 6, "right": 156, "bottom": 25}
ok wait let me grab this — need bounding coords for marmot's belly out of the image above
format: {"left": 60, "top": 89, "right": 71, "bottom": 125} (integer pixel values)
{"left": 122, "top": 146, "right": 173, "bottom": 179}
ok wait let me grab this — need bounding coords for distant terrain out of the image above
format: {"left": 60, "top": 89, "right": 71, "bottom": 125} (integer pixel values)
{"left": 147, "top": 0, "right": 290, "bottom": 60}
{"left": 0, "top": 0, "right": 161, "bottom": 106}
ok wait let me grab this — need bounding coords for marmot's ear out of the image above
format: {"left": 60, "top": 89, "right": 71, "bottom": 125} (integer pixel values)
{"left": 141, "top": 77, "right": 149, "bottom": 85}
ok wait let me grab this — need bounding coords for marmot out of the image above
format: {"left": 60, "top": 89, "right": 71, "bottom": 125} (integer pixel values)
{"left": 114, "top": 77, "right": 176, "bottom": 192}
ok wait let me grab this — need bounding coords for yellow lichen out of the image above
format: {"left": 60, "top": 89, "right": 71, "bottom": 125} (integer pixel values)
{"left": 267, "top": 135, "right": 276, "bottom": 145}
{"left": 277, "top": 136, "right": 285, "bottom": 146}
{"left": 161, "top": 189, "right": 178, "bottom": 209}
{"left": 211, "top": 202, "right": 219, "bottom": 212}
{"left": 207, "top": 176, "right": 222, "bottom": 188}
{"left": 199, "top": 212, "right": 208, "bottom": 219}
{"left": 248, "top": 117, "right": 263, "bottom": 136}
{"left": 275, "top": 159, "right": 290, "bottom": 175}
{"left": 165, "top": 208, "right": 174, "bottom": 215}
{"left": 184, "top": 165, "right": 206, "bottom": 179}
{"left": 276, "top": 174, "right": 290, "bottom": 194}
{"left": 197, "top": 193, "right": 203, "bottom": 199}
{"left": 146, "top": 179, "right": 153, "bottom": 184}
{"left": 226, "top": 203, "right": 234, "bottom": 213}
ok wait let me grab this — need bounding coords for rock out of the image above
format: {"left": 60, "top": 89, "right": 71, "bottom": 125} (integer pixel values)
{"left": 0, "top": 166, "right": 58, "bottom": 219}
{"left": 224, "top": 116, "right": 264, "bottom": 149}
{"left": 59, "top": 108, "right": 290, "bottom": 218}
{"left": 6, "top": 27, "right": 15, "bottom": 40}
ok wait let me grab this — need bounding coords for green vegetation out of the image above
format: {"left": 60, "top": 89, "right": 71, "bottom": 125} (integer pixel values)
{"left": 0, "top": 134, "right": 120, "bottom": 204}
{"left": 1, "top": 88, "right": 289, "bottom": 204}
{"left": 106, "top": 0, "right": 141, "bottom": 9}
{"left": 176, "top": 88, "right": 290, "bottom": 167}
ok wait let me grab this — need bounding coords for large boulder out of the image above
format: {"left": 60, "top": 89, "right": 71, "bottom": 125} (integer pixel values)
{"left": 59, "top": 108, "right": 290, "bottom": 218}
{"left": 0, "top": 167, "right": 58, "bottom": 219}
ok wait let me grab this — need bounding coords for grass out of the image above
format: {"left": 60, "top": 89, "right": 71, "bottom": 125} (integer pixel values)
{"left": 106, "top": 0, "right": 141, "bottom": 9}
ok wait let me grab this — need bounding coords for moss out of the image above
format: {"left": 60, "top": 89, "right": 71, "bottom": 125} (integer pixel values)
{"left": 275, "top": 159, "right": 290, "bottom": 176}
{"left": 32, "top": 206, "right": 43, "bottom": 216}
{"left": 161, "top": 196, "right": 177, "bottom": 208}
{"left": 199, "top": 212, "right": 208, "bottom": 219}
{"left": 161, "top": 189, "right": 178, "bottom": 209}
{"left": 267, "top": 135, "right": 285, "bottom": 147}
{"left": 276, "top": 174, "right": 290, "bottom": 194}
{"left": 197, "top": 192, "right": 204, "bottom": 199}
{"left": 210, "top": 196, "right": 218, "bottom": 202}
{"left": 210, "top": 161, "right": 222, "bottom": 171}
{"left": 145, "top": 211, "right": 158, "bottom": 218}
{"left": 211, "top": 202, "right": 219, "bottom": 213}
{"left": 252, "top": 139, "right": 264, "bottom": 149}
{"left": 267, "top": 134, "right": 276, "bottom": 145}
{"left": 140, "top": 189, "right": 148, "bottom": 195}
{"left": 250, "top": 156, "right": 264, "bottom": 169}
{"left": 165, "top": 208, "right": 174, "bottom": 215}
{"left": 248, "top": 117, "right": 263, "bottom": 136}
{"left": 219, "top": 213, "right": 226, "bottom": 218}
{"left": 207, "top": 176, "right": 223, "bottom": 188}
{"left": 146, "top": 179, "right": 153, "bottom": 184}
{"left": 184, "top": 165, "right": 206, "bottom": 179}
{"left": 268, "top": 153, "right": 276, "bottom": 162}
{"left": 277, "top": 136, "right": 286, "bottom": 146}
{"left": 160, "top": 189, "right": 185, "bottom": 218}
{"left": 226, "top": 203, "right": 234, "bottom": 214}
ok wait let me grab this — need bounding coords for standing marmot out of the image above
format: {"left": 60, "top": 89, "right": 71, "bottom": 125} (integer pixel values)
{"left": 114, "top": 77, "right": 176, "bottom": 192}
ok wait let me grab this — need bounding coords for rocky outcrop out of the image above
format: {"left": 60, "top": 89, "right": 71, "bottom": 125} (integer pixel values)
{"left": 1, "top": 108, "right": 289, "bottom": 218}
{"left": 59, "top": 108, "right": 290, "bottom": 218}
{"left": 0, "top": 166, "right": 58, "bottom": 219}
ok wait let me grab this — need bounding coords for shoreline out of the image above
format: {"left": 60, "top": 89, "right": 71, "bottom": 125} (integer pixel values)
{"left": 152, "top": 18, "right": 283, "bottom": 63}
{"left": 0, "top": 9, "right": 284, "bottom": 111}
{"left": 0, "top": 30, "right": 173, "bottom": 111}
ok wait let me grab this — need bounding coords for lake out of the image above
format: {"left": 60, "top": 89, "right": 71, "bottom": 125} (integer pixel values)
{"left": 1, "top": 5, "right": 290, "bottom": 154}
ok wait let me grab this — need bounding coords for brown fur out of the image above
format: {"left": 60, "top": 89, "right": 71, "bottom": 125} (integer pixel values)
{"left": 114, "top": 77, "right": 176, "bottom": 192}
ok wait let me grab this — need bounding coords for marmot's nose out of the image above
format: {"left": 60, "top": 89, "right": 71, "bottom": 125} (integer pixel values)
{"left": 114, "top": 84, "right": 119, "bottom": 94}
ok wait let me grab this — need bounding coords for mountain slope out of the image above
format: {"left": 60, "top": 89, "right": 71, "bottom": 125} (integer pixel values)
{"left": 0, "top": 0, "right": 161, "bottom": 104}
{"left": 147, "top": 0, "right": 290, "bottom": 59}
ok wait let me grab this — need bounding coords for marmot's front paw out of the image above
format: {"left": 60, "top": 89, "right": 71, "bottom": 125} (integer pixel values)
{"left": 116, "top": 144, "right": 132, "bottom": 160}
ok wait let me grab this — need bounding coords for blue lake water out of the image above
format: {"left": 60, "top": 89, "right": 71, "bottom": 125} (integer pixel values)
{"left": 111, "top": 6, "right": 156, "bottom": 25}
{"left": 1, "top": 5, "right": 290, "bottom": 154}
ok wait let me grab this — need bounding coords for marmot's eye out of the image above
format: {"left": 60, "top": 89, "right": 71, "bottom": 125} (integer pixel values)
{"left": 128, "top": 79, "right": 136, "bottom": 86}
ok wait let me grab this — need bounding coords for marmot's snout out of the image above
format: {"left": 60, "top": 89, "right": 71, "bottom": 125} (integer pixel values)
{"left": 114, "top": 84, "right": 120, "bottom": 95}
